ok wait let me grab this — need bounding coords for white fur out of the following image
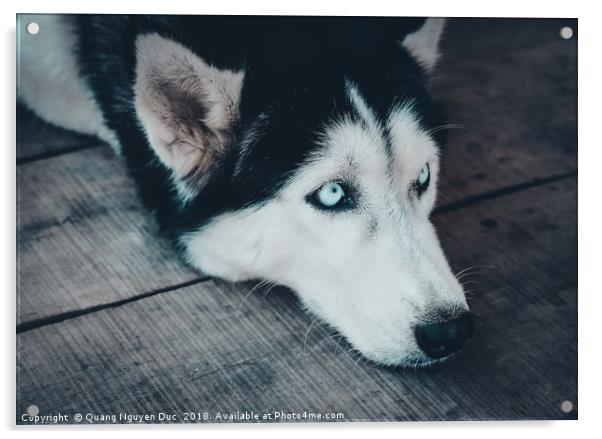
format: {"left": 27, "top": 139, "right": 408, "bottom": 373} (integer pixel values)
{"left": 181, "top": 86, "right": 467, "bottom": 367}
{"left": 17, "top": 14, "right": 119, "bottom": 151}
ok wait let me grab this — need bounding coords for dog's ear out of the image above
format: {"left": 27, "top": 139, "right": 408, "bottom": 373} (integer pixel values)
{"left": 134, "top": 33, "right": 244, "bottom": 183}
{"left": 401, "top": 18, "right": 446, "bottom": 72}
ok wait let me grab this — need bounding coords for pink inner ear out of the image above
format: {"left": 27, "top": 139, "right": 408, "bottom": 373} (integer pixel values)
{"left": 133, "top": 33, "right": 244, "bottom": 182}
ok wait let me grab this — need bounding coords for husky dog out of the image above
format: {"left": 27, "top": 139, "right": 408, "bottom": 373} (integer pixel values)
{"left": 18, "top": 15, "right": 473, "bottom": 367}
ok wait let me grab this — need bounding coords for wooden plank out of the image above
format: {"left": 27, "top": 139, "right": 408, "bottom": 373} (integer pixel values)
{"left": 17, "top": 104, "right": 100, "bottom": 162}
{"left": 17, "top": 178, "right": 577, "bottom": 422}
{"left": 17, "top": 146, "right": 200, "bottom": 325}
{"left": 435, "top": 18, "right": 577, "bottom": 205}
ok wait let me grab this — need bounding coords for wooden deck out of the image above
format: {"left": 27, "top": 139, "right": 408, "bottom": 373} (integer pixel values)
{"left": 16, "top": 18, "right": 577, "bottom": 423}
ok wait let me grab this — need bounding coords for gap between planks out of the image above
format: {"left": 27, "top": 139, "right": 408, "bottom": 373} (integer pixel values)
{"left": 17, "top": 143, "right": 105, "bottom": 165}
{"left": 433, "top": 170, "right": 577, "bottom": 215}
{"left": 16, "top": 171, "right": 577, "bottom": 335}
{"left": 16, "top": 277, "right": 210, "bottom": 334}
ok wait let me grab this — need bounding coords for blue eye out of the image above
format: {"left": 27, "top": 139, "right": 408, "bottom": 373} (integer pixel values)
{"left": 418, "top": 164, "right": 429, "bottom": 186}
{"left": 307, "top": 181, "right": 356, "bottom": 211}
{"left": 317, "top": 182, "right": 344, "bottom": 207}
{"left": 414, "top": 163, "right": 430, "bottom": 196}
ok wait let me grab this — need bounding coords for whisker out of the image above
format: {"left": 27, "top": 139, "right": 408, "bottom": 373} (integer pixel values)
{"left": 312, "top": 331, "right": 341, "bottom": 349}
{"left": 342, "top": 345, "right": 359, "bottom": 364}
{"left": 354, "top": 354, "right": 367, "bottom": 368}
{"left": 350, "top": 349, "right": 364, "bottom": 367}
{"left": 427, "top": 123, "right": 467, "bottom": 135}
{"left": 262, "top": 282, "right": 279, "bottom": 299}
{"left": 334, "top": 335, "right": 346, "bottom": 355}
{"left": 238, "top": 279, "right": 271, "bottom": 310}
{"left": 303, "top": 316, "right": 322, "bottom": 356}
{"left": 455, "top": 265, "right": 496, "bottom": 282}
{"left": 454, "top": 266, "right": 476, "bottom": 279}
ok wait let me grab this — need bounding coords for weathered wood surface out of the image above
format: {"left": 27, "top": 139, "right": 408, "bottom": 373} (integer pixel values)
{"left": 435, "top": 18, "right": 577, "bottom": 205}
{"left": 16, "top": 18, "right": 577, "bottom": 423}
{"left": 16, "top": 178, "right": 577, "bottom": 422}
{"left": 17, "top": 146, "right": 200, "bottom": 326}
{"left": 15, "top": 18, "right": 578, "bottom": 326}
{"left": 17, "top": 104, "right": 100, "bottom": 162}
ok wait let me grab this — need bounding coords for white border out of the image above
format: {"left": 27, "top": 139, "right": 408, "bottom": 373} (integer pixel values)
{"left": 2, "top": 1, "right": 599, "bottom": 438}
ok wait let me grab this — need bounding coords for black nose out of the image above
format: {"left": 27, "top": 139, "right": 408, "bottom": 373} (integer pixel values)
{"left": 414, "top": 312, "right": 474, "bottom": 359}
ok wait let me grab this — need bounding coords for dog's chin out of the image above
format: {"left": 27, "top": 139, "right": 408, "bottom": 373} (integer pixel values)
{"left": 342, "top": 336, "right": 458, "bottom": 369}
{"left": 356, "top": 349, "right": 455, "bottom": 369}
{"left": 360, "top": 352, "right": 431, "bottom": 368}
{"left": 338, "top": 338, "right": 422, "bottom": 368}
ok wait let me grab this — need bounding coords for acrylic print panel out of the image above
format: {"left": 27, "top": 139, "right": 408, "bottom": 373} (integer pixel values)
{"left": 16, "top": 14, "right": 577, "bottom": 424}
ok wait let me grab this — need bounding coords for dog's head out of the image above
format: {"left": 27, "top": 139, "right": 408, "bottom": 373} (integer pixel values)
{"left": 133, "top": 18, "right": 472, "bottom": 367}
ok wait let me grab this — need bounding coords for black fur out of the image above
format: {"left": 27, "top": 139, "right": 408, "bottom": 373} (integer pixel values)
{"left": 75, "top": 15, "right": 446, "bottom": 241}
